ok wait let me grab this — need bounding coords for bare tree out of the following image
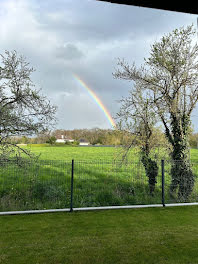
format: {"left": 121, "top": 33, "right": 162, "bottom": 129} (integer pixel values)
{"left": 116, "top": 84, "right": 159, "bottom": 194}
{"left": 114, "top": 25, "right": 198, "bottom": 201}
{"left": 0, "top": 50, "right": 57, "bottom": 161}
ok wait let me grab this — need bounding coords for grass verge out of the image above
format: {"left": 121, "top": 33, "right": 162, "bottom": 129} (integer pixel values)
{"left": 1, "top": 206, "right": 198, "bottom": 264}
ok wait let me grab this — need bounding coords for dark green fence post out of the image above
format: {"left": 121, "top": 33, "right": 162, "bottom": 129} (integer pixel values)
{"left": 70, "top": 159, "right": 74, "bottom": 212}
{"left": 161, "top": 159, "right": 165, "bottom": 207}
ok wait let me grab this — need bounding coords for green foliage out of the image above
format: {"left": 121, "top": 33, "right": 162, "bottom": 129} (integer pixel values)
{"left": 170, "top": 161, "right": 194, "bottom": 202}
{"left": 46, "top": 136, "right": 56, "bottom": 145}
{"left": 141, "top": 155, "right": 158, "bottom": 195}
{"left": 20, "top": 136, "right": 29, "bottom": 144}
{"left": 189, "top": 132, "right": 198, "bottom": 148}
{"left": 65, "top": 141, "right": 79, "bottom": 146}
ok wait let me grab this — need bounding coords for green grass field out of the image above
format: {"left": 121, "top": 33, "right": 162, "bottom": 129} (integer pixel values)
{"left": 1, "top": 206, "right": 198, "bottom": 264}
{"left": 26, "top": 145, "right": 165, "bottom": 161}
{"left": 26, "top": 145, "right": 134, "bottom": 161}
{"left": 0, "top": 145, "right": 198, "bottom": 211}
{"left": 190, "top": 148, "right": 198, "bottom": 160}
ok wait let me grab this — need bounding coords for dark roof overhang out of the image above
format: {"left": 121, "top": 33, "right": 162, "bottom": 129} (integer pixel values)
{"left": 97, "top": 1, "right": 198, "bottom": 15}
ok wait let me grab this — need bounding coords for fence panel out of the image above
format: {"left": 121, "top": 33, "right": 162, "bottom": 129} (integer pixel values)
{"left": 0, "top": 159, "right": 71, "bottom": 211}
{"left": 3, "top": 158, "right": 198, "bottom": 212}
{"left": 73, "top": 160, "right": 162, "bottom": 208}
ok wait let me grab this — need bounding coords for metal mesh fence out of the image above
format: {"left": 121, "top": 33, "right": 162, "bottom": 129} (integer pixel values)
{"left": 0, "top": 159, "right": 71, "bottom": 211}
{"left": 73, "top": 160, "right": 162, "bottom": 207}
{"left": 164, "top": 160, "right": 198, "bottom": 203}
{"left": 1, "top": 158, "right": 198, "bottom": 212}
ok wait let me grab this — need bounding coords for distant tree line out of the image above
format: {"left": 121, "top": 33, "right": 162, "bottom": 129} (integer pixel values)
{"left": 11, "top": 128, "right": 130, "bottom": 145}
{"left": 10, "top": 127, "right": 174, "bottom": 147}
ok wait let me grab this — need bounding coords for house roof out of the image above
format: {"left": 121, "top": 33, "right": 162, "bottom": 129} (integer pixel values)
{"left": 79, "top": 139, "right": 89, "bottom": 143}
{"left": 97, "top": 1, "right": 198, "bottom": 15}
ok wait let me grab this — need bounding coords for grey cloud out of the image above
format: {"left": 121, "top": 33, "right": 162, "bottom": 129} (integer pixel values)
{"left": 38, "top": 0, "right": 196, "bottom": 45}
{"left": 1, "top": 0, "right": 198, "bottom": 129}
{"left": 55, "top": 43, "right": 84, "bottom": 60}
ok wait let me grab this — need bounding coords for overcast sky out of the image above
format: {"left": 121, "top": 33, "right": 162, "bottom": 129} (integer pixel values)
{"left": 1, "top": 0, "right": 198, "bottom": 130}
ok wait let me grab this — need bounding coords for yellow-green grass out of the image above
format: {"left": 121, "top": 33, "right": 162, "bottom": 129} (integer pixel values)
{"left": 24, "top": 145, "right": 197, "bottom": 161}
{"left": 24, "top": 145, "right": 171, "bottom": 161}
{"left": 26, "top": 145, "right": 128, "bottom": 161}
{"left": 1, "top": 207, "right": 198, "bottom": 264}
{"left": 190, "top": 148, "right": 198, "bottom": 160}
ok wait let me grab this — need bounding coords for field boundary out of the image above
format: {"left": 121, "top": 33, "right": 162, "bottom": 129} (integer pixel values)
{"left": 1, "top": 159, "right": 198, "bottom": 213}
{"left": 1, "top": 203, "right": 198, "bottom": 216}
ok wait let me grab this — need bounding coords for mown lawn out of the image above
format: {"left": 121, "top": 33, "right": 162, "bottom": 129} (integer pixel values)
{"left": 1, "top": 206, "right": 198, "bottom": 264}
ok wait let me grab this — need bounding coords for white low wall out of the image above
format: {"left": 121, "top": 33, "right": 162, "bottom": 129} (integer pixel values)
{"left": 1, "top": 202, "right": 198, "bottom": 216}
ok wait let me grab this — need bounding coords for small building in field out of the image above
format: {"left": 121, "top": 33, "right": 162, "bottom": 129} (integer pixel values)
{"left": 56, "top": 135, "right": 74, "bottom": 143}
{"left": 79, "top": 139, "right": 90, "bottom": 146}
{"left": 56, "top": 136, "right": 66, "bottom": 143}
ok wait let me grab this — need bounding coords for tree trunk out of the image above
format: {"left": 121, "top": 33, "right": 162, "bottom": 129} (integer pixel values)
{"left": 141, "top": 155, "right": 158, "bottom": 195}
{"left": 169, "top": 117, "right": 194, "bottom": 201}
{"left": 170, "top": 157, "right": 194, "bottom": 201}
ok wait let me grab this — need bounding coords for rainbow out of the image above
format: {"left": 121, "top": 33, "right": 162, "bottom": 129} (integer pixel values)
{"left": 73, "top": 74, "right": 116, "bottom": 128}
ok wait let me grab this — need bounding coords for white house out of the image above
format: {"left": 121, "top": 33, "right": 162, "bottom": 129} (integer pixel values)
{"left": 56, "top": 135, "right": 74, "bottom": 143}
